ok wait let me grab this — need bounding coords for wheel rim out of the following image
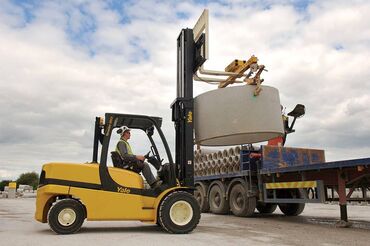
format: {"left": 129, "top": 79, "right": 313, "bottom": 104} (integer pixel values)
{"left": 235, "top": 193, "right": 244, "bottom": 209}
{"left": 58, "top": 208, "right": 76, "bottom": 226}
{"left": 169, "top": 200, "right": 193, "bottom": 226}
{"left": 214, "top": 193, "right": 221, "bottom": 206}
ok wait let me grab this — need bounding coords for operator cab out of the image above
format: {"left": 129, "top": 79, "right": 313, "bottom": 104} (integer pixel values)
{"left": 110, "top": 127, "right": 162, "bottom": 172}
{"left": 92, "top": 113, "right": 177, "bottom": 192}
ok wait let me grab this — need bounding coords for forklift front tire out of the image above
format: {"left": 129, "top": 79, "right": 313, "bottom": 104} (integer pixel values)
{"left": 159, "top": 191, "right": 200, "bottom": 234}
{"left": 47, "top": 198, "right": 85, "bottom": 234}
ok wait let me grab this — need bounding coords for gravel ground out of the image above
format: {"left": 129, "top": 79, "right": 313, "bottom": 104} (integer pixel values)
{"left": 0, "top": 197, "right": 369, "bottom": 246}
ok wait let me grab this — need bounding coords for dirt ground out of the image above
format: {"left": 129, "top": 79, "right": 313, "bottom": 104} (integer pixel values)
{"left": 0, "top": 197, "right": 369, "bottom": 246}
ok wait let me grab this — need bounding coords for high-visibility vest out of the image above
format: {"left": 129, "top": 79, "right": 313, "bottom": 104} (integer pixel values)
{"left": 116, "top": 139, "right": 133, "bottom": 156}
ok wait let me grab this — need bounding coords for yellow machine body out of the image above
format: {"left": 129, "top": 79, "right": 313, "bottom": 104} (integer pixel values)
{"left": 35, "top": 163, "right": 185, "bottom": 224}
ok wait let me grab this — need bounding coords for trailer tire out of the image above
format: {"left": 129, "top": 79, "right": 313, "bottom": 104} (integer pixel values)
{"left": 47, "top": 199, "right": 85, "bottom": 234}
{"left": 159, "top": 191, "right": 200, "bottom": 234}
{"left": 194, "top": 184, "right": 210, "bottom": 213}
{"left": 256, "top": 202, "right": 277, "bottom": 214}
{"left": 229, "top": 184, "right": 256, "bottom": 217}
{"left": 278, "top": 189, "right": 305, "bottom": 216}
{"left": 278, "top": 203, "right": 305, "bottom": 216}
{"left": 209, "top": 184, "right": 229, "bottom": 214}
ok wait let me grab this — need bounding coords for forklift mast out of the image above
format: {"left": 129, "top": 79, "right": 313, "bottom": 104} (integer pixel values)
{"left": 171, "top": 26, "right": 206, "bottom": 187}
{"left": 171, "top": 29, "right": 195, "bottom": 187}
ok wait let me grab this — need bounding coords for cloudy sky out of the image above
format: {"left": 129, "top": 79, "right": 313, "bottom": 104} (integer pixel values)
{"left": 1, "top": 0, "right": 370, "bottom": 180}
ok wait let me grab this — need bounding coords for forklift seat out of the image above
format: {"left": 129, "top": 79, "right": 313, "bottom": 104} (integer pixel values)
{"left": 111, "top": 151, "right": 140, "bottom": 174}
{"left": 111, "top": 151, "right": 126, "bottom": 169}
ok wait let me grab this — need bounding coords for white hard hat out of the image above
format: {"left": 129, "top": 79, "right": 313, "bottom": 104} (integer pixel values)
{"left": 117, "top": 126, "right": 131, "bottom": 135}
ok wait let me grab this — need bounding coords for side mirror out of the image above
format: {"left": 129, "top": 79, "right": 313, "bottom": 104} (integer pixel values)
{"left": 286, "top": 104, "right": 305, "bottom": 134}
{"left": 288, "top": 104, "right": 305, "bottom": 118}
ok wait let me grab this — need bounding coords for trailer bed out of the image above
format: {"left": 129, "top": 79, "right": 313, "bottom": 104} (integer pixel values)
{"left": 194, "top": 145, "right": 370, "bottom": 224}
{"left": 260, "top": 157, "right": 370, "bottom": 174}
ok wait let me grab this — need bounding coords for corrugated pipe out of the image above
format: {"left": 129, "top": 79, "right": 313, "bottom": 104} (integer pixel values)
{"left": 220, "top": 165, "right": 228, "bottom": 174}
{"left": 217, "top": 150, "right": 223, "bottom": 159}
{"left": 233, "top": 162, "right": 240, "bottom": 173}
{"left": 214, "top": 166, "right": 221, "bottom": 175}
{"left": 233, "top": 155, "right": 240, "bottom": 164}
{"left": 234, "top": 146, "right": 241, "bottom": 156}
{"left": 211, "top": 160, "right": 216, "bottom": 168}
{"left": 228, "top": 147, "right": 235, "bottom": 156}
{"left": 227, "top": 165, "right": 234, "bottom": 173}
{"left": 222, "top": 149, "right": 229, "bottom": 158}
{"left": 212, "top": 152, "right": 218, "bottom": 160}
{"left": 228, "top": 156, "right": 234, "bottom": 165}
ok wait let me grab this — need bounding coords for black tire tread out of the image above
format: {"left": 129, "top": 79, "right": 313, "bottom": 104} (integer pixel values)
{"left": 229, "top": 183, "right": 256, "bottom": 217}
{"left": 194, "top": 185, "right": 210, "bottom": 213}
{"left": 278, "top": 189, "right": 305, "bottom": 216}
{"left": 159, "top": 191, "right": 201, "bottom": 234}
{"left": 256, "top": 203, "right": 277, "bottom": 214}
{"left": 278, "top": 203, "right": 305, "bottom": 216}
{"left": 47, "top": 198, "right": 85, "bottom": 234}
{"left": 209, "top": 184, "right": 229, "bottom": 214}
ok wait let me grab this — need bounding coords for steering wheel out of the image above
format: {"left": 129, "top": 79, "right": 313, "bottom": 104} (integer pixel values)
{"left": 144, "top": 151, "right": 151, "bottom": 159}
{"left": 144, "top": 148, "right": 162, "bottom": 170}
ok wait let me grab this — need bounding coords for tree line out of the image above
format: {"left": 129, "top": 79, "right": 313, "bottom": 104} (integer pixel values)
{"left": 0, "top": 172, "right": 39, "bottom": 191}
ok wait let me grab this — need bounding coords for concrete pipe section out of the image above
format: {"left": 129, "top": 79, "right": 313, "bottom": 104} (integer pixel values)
{"left": 194, "top": 85, "right": 284, "bottom": 146}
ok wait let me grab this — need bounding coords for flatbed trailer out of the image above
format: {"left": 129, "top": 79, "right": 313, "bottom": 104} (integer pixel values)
{"left": 194, "top": 145, "right": 370, "bottom": 225}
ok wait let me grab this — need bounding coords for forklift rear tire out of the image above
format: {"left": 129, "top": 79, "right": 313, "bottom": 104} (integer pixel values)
{"left": 229, "top": 183, "right": 256, "bottom": 217}
{"left": 194, "top": 185, "right": 210, "bottom": 213}
{"left": 47, "top": 198, "right": 85, "bottom": 234}
{"left": 256, "top": 202, "right": 277, "bottom": 214}
{"left": 159, "top": 191, "right": 200, "bottom": 234}
{"left": 209, "top": 184, "right": 229, "bottom": 214}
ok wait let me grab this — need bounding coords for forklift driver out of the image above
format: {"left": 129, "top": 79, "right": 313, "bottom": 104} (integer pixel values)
{"left": 116, "top": 126, "right": 161, "bottom": 188}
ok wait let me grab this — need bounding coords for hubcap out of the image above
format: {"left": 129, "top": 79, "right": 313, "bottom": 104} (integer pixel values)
{"left": 214, "top": 193, "right": 221, "bottom": 206}
{"left": 169, "top": 200, "right": 193, "bottom": 226}
{"left": 236, "top": 193, "right": 244, "bottom": 209}
{"left": 57, "top": 208, "right": 76, "bottom": 226}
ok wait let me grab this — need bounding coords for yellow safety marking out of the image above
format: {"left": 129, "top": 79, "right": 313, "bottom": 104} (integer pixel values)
{"left": 265, "top": 181, "right": 317, "bottom": 189}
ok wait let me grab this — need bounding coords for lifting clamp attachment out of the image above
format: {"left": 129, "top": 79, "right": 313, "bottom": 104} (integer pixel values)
{"left": 218, "top": 56, "right": 258, "bottom": 88}
{"left": 217, "top": 56, "right": 267, "bottom": 96}
{"left": 244, "top": 64, "right": 267, "bottom": 96}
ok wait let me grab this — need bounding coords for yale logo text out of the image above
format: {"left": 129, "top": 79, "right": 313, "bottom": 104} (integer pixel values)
{"left": 117, "top": 187, "right": 131, "bottom": 194}
{"left": 187, "top": 111, "right": 193, "bottom": 123}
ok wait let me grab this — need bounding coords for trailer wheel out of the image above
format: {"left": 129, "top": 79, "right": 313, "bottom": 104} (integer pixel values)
{"left": 194, "top": 185, "right": 210, "bottom": 213}
{"left": 159, "top": 191, "right": 200, "bottom": 234}
{"left": 278, "top": 203, "right": 305, "bottom": 216}
{"left": 209, "top": 184, "right": 229, "bottom": 214}
{"left": 229, "top": 183, "right": 256, "bottom": 217}
{"left": 256, "top": 202, "right": 277, "bottom": 214}
{"left": 278, "top": 189, "right": 305, "bottom": 216}
{"left": 47, "top": 199, "right": 85, "bottom": 234}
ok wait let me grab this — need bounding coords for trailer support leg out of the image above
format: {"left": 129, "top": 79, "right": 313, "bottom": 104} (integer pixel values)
{"left": 337, "top": 171, "right": 351, "bottom": 227}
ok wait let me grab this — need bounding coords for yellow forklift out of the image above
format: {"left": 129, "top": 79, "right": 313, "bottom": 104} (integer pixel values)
{"left": 35, "top": 9, "right": 266, "bottom": 235}
{"left": 34, "top": 12, "right": 208, "bottom": 234}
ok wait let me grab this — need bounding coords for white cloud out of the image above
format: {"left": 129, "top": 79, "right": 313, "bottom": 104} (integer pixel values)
{"left": 0, "top": 0, "right": 370, "bottom": 180}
